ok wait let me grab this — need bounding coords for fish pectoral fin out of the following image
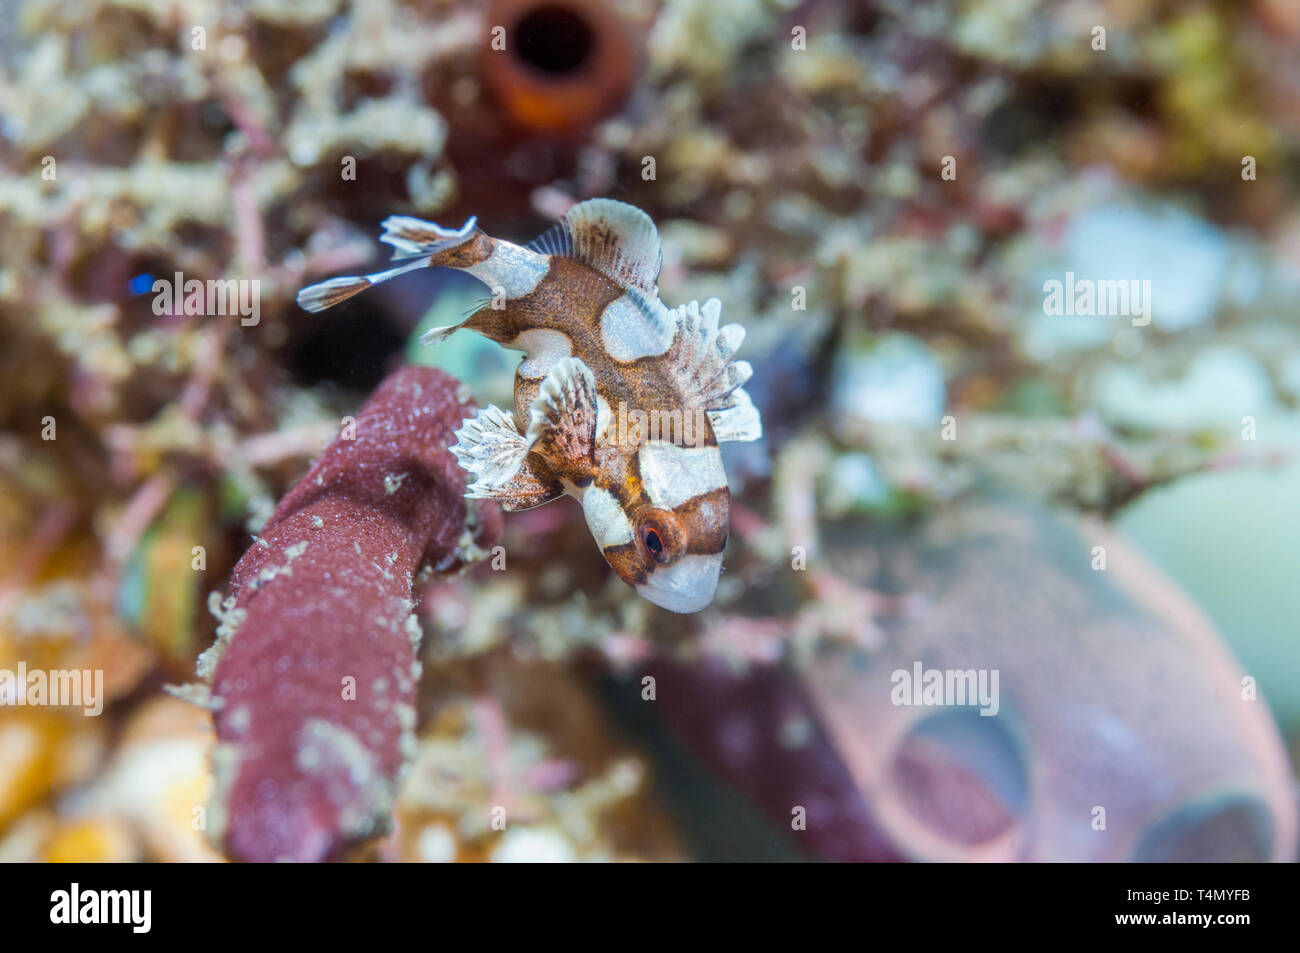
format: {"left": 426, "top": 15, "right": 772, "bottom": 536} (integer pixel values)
{"left": 525, "top": 357, "right": 599, "bottom": 470}
{"left": 451, "top": 404, "right": 533, "bottom": 491}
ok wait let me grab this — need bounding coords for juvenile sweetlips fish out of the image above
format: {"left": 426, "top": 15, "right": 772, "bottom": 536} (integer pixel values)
{"left": 297, "top": 199, "right": 761, "bottom": 612}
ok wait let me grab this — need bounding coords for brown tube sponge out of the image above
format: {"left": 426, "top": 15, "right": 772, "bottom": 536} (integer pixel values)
{"left": 197, "top": 366, "right": 499, "bottom": 862}
{"left": 481, "top": 0, "right": 639, "bottom": 137}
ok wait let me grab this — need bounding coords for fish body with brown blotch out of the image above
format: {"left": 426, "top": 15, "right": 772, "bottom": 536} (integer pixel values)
{"left": 297, "top": 199, "right": 761, "bottom": 612}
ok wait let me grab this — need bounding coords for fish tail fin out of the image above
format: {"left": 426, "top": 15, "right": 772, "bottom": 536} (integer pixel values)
{"left": 296, "top": 216, "right": 488, "bottom": 314}
{"left": 295, "top": 259, "right": 431, "bottom": 313}
{"left": 379, "top": 215, "right": 485, "bottom": 263}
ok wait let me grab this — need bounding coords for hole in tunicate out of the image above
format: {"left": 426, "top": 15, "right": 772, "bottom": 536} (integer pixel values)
{"left": 1129, "top": 794, "right": 1274, "bottom": 862}
{"left": 512, "top": 5, "right": 595, "bottom": 75}
{"left": 891, "top": 707, "right": 1028, "bottom": 847}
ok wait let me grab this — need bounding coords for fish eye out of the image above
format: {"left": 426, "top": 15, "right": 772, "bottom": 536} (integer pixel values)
{"left": 636, "top": 509, "right": 682, "bottom": 565}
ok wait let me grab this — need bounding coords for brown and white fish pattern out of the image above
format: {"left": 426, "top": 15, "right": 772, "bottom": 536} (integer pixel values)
{"left": 297, "top": 199, "right": 761, "bottom": 612}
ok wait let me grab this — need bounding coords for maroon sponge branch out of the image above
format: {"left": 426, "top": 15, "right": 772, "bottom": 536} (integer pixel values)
{"left": 191, "top": 366, "right": 501, "bottom": 862}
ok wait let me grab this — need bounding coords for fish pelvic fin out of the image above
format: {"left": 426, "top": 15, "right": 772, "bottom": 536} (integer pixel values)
{"left": 451, "top": 404, "right": 532, "bottom": 491}
{"left": 451, "top": 404, "right": 564, "bottom": 510}
{"left": 472, "top": 459, "right": 564, "bottom": 511}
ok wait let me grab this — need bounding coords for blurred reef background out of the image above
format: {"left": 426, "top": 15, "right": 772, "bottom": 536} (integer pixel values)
{"left": 1, "top": 0, "right": 1298, "bottom": 861}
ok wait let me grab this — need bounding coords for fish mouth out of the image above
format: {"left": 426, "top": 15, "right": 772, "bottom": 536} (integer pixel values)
{"left": 635, "top": 553, "right": 722, "bottom": 613}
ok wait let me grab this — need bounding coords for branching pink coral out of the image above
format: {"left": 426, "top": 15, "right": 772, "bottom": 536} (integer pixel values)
{"left": 200, "top": 366, "right": 499, "bottom": 862}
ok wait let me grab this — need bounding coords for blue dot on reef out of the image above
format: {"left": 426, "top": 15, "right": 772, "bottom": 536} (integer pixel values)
{"left": 129, "top": 272, "right": 154, "bottom": 295}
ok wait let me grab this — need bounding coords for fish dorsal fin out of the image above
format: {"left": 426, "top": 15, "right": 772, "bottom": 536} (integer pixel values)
{"left": 707, "top": 389, "right": 762, "bottom": 442}
{"left": 665, "top": 297, "right": 755, "bottom": 421}
{"left": 527, "top": 199, "right": 662, "bottom": 296}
